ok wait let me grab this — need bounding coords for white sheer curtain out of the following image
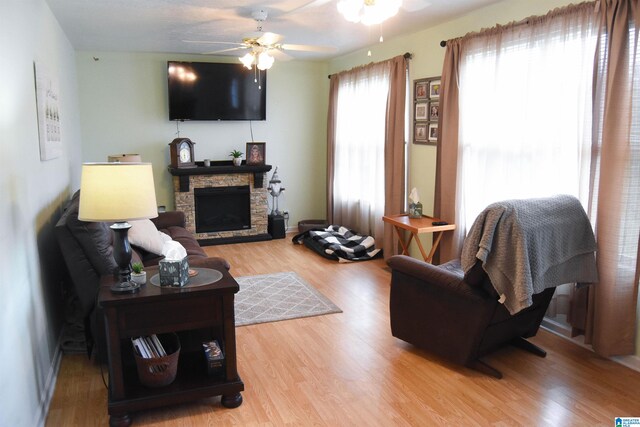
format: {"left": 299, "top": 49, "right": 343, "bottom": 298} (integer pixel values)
{"left": 456, "top": 9, "right": 598, "bottom": 231}
{"left": 437, "top": 1, "right": 639, "bottom": 354}
{"left": 333, "top": 62, "right": 391, "bottom": 240}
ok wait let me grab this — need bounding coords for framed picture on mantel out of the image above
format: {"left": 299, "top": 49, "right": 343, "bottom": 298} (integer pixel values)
{"left": 246, "top": 142, "right": 266, "bottom": 166}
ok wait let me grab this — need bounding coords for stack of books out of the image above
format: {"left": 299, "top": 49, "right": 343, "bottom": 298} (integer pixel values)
{"left": 132, "top": 335, "right": 168, "bottom": 372}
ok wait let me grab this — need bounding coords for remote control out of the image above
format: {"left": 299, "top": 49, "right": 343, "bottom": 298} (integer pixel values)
{"left": 432, "top": 221, "right": 448, "bottom": 226}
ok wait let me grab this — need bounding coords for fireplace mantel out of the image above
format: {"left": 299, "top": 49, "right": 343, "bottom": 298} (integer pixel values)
{"left": 168, "top": 161, "right": 272, "bottom": 191}
{"left": 169, "top": 161, "right": 273, "bottom": 245}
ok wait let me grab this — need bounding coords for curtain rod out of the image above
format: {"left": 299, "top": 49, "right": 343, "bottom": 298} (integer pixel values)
{"left": 440, "top": 17, "right": 534, "bottom": 47}
{"left": 327, "top": 52, "right": 412, "bottom": 79}
{"left": 439, "top": 0, "right": 595, "bottom": 47}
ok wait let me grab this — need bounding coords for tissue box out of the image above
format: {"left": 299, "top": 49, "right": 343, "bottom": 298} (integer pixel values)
{"left": 158, "top": 257, "right": 189, "bottom": 287}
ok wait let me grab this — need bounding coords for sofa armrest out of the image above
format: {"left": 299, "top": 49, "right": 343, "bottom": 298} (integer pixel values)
{"left": 187, "top": 256, "right": 231, "bottom": 271}
{"left": 388, "top": 255, "right": 482, "bottom": 301}
{"left": 151, "top": 211, "right": 186, "bottom": 230}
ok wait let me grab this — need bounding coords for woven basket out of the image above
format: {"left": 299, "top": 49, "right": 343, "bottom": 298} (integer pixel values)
{"left": 134, "top": 333, "right": 180, "bottom": 387}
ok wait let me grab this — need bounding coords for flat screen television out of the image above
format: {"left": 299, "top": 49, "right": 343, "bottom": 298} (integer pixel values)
{"left": 167, "top": 61, "right": 266, "bottom": 121}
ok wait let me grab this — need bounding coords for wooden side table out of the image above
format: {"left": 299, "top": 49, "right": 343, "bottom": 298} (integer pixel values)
{"left": 383, "top": 214, "right": 456, "bottom": 263}
{"left": 99, "top": 266, "right": 244, "bottom": 426}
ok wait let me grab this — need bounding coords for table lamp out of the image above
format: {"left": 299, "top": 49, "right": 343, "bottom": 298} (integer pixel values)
{"left": 78, "top": 163, "right": 158, "bottom": 294}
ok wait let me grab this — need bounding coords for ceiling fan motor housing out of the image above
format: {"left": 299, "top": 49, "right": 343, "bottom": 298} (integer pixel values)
{"left": 251, "top": 9, "right": 268, "bottom": 22}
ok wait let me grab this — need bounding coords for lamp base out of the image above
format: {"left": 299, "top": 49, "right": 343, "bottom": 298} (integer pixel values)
{"left": 110, "top": 280, "right": 141, "bottom": 294}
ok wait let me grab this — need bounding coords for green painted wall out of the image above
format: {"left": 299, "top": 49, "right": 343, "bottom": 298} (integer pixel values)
{"left": 76, "top": 52, "right": 329, "bottom": 229}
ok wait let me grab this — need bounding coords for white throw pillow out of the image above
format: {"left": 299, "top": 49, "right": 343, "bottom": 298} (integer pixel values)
{"left": 127, "top": 219, "right": 164, "bottom": 255}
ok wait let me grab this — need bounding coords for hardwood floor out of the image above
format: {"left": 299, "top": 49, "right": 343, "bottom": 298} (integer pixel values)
{"left": 47, "top": 235, "right": 640, "bottom": 426}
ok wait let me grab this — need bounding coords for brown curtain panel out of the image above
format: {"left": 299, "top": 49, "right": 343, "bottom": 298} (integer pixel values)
{"left": 383, "top": 55, "right": 408, "bottom": 260}
{"left": 434, "top": 41, "right": 463, "bottom": 263}
{"left": 326, "top": 75, "right": 339, "bottom": 223}
{"left": 578, "top": 0, "right": 640, "bottom": 356}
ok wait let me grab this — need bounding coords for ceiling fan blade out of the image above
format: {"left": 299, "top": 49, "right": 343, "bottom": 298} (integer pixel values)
{"left": 285, "top": 0, "right": 333, "bottom": 15}
{"left": 202, "top": 46, "right": 249, "bottom": 55}
{"left": 270, "top": 49, "right": 294, "bottom": 61}
{"left": 402, "top": 0, "right": 432, "bottom": 12}
{"left": 257, "top": 32, "right": 284, "bottom": 46}
{"left": 183, "top": 39, "right": 246, "bottom": 46}
{"left": 280, "top": 43, "right": 337, "bottom": 53}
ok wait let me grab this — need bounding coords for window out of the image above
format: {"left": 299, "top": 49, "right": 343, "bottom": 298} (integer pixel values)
{"left": 457, "top": 11, "right": 598, "bottom": 229}
{"left": 333, "top": 62, "right": 392, "bottom": 237}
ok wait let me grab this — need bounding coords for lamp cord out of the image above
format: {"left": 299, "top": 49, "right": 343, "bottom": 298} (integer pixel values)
{"left": 249, "top": 121, "right": 254, "bottom": 142}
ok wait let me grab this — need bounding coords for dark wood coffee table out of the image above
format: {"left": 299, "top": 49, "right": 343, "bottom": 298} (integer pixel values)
{"left": 99, "top": 266, "right": 244, "bottom": 426}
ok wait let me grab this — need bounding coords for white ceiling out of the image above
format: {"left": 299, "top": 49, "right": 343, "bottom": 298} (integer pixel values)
{"left": 47, "top": 0, "right": 502, "bottom": 60}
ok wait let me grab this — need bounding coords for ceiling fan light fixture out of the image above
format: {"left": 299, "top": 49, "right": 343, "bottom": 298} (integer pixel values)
{"left": 257, "top": 51, "right": 274, "bottom": 70}
{"left": 338, "top": 0, "right": 401, "bottom": 25}
{"left": 337, "top": 0, "right": 363, "bottom": 23}
{"left": 239, "top": 52, "right": 255, "bottom": 69}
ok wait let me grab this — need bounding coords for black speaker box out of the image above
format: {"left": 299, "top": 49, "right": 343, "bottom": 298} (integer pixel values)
{"left": 268, "top": 214, "right": 286, "bottom": 239}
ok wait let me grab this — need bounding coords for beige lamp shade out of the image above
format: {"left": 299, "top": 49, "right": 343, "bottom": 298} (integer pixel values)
{"left": 78, "top": 163, "right": 158, "bottom": 222}
{"left": 108, "top": 154, "right": 142, "bottom": 163}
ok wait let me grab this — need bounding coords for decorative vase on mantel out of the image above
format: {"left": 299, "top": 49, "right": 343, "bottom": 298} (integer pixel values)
{"left": 233, "top": 157, "right": 242, "bottom": 166}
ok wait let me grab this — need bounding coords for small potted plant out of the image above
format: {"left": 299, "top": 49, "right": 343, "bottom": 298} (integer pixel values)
{"left": 229, "top": 150, "right": 243, "bottom": 166}
{"left": 131, "top": 262, "right": 147, "bottom": 285}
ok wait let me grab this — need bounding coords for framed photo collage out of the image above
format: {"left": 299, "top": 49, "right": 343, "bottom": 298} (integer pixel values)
{"left": 413, "top": 76, "right": 440, "bottom": 145}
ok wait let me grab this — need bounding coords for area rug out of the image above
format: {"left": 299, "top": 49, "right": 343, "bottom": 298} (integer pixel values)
{"left": 234, "top": 271, "right": 342, "bottom": 326}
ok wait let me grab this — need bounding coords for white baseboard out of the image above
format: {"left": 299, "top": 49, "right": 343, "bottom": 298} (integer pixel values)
{"left": 34, "top": 336, "right": 64, "bottom": 427}
{"left": 611, "top": 355, "right": 640, "bottom": 373}
{"left": 542, "top": 322, "right": 640, "bottom": 374}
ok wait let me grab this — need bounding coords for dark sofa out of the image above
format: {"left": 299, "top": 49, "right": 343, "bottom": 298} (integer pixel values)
{"left": 55, "top": 190, "right": 230, "bottom": 361}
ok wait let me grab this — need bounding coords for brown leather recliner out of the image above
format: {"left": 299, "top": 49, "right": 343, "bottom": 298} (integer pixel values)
{"left": 55, "top": 190, "right": 230, "bottom": 362}
{"left": 388, "top": 256, "right": 555, "bottom": 378}
{"left": 388, "top": 195, "right": 598, "bottom": 378}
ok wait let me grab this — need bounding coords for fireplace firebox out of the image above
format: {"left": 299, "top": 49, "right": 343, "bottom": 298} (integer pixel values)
{"left": 194, "top": 186, "right": 251, "bottom": 233}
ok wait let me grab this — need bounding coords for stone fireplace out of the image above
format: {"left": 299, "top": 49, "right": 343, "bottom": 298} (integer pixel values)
{"left": 170, "top": 161, "right": 272, "bottom": 245}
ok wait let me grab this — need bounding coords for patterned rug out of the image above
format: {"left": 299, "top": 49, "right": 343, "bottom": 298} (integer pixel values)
{"left": 235, "top": 271, "right": 342, "bottom": 326}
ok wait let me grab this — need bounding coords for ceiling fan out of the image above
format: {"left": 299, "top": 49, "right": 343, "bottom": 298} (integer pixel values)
{"left": 183, "top": 9, "right": 336, "bottom": 70}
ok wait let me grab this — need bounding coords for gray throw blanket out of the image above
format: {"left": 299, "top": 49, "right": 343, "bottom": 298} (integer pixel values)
{"left": 461, "top": 195, "right": 598, "bottom": 314}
